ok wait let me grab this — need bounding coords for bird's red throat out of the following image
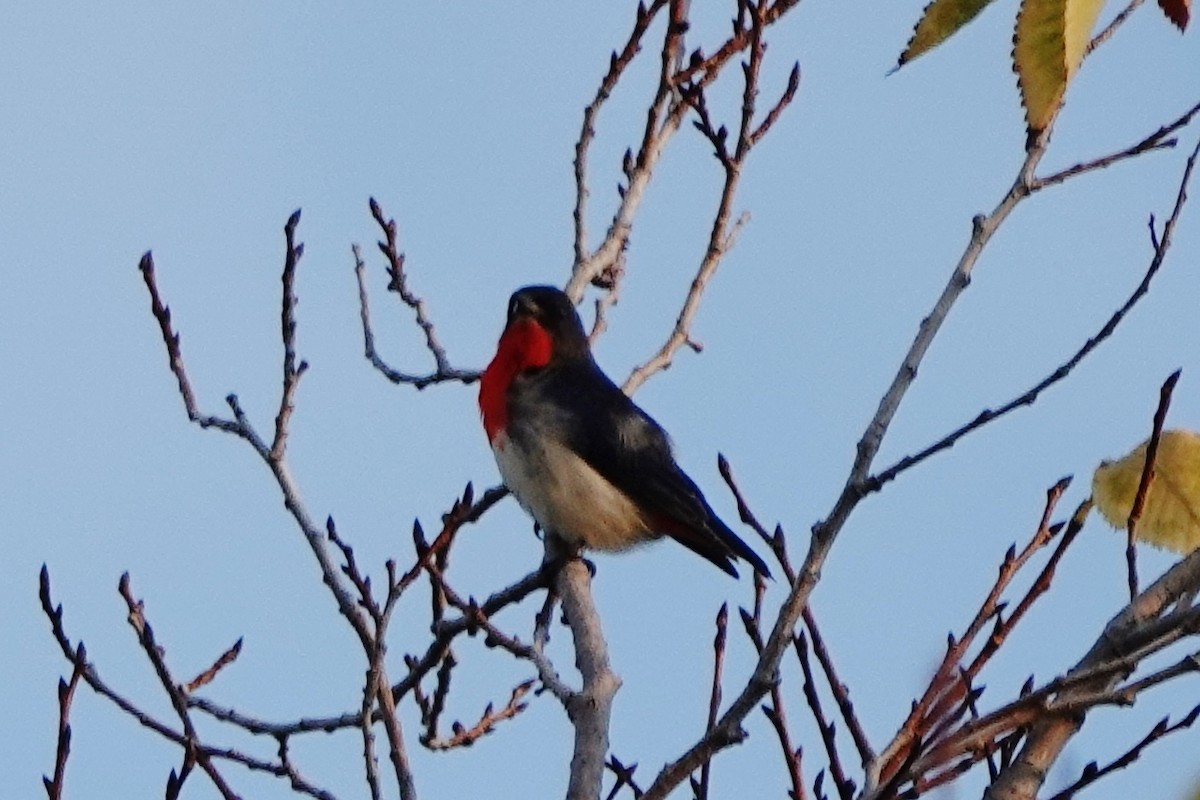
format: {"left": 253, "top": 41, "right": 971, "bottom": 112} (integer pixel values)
{"left": 479, "top": 319, "right": 553, "bottom": 442}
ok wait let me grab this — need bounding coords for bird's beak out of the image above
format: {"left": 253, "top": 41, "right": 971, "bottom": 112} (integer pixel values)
{"left": 508, "top": 293, "right": 539, "bottom": 325}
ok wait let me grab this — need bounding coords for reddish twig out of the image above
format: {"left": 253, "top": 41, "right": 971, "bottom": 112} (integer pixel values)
{"left": 184, "top": 638, "right": 244, "bottom": 694}
{"left": 271, "top": 209, "right": 308, "bottom": 460}
{"left": 1031, "top": 98, "right": 1200, "bottom": 191}
{"left": 671, "top": 1, "right": 801, "bottom": 90}
{"left": 907, "top": 630, "right": 1200, "bottom": 781}
{"left": 1085, "top": 0, "right": 1150, "bottom": 56}
{"left": 761, "top": 677, "right": 806, "bottom": 800}
{"left": 749, "top": 63, "right": 800, "bottom": 147}
{"left": 421, "top": 679, "right": 536, "bottom": 750}
{"left": 871, "top": 482, "right": 1081, "bottom": 789}
{"left": 398, "top": 482, "right": 508, "bottom": 593}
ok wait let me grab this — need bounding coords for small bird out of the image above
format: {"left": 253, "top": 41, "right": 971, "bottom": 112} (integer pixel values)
{"left": 479, "top": 285, "right": 770, "bottom": 578}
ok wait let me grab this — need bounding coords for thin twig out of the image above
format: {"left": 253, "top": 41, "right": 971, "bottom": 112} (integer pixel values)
{"left": 1030, "top": 98, "right": 1200, "bottom": 191}
{"left": 566, "top": 1, "right": 690, "bottom": 298}
{"left": 717, "top": 454, "right": 797, "bottom": 580}
{"left": 1125, "top": 370, "right": 1182, "bottom": 599}
{"left": 39, "top": 568, "right": 340, "bottom": 800}
{"left": 399, "top": 483, "right": 508, "bottom": 593}
{"left": 271, "top": 209, "right": 307, "bottom": 460}
{"left": 1046, "top": 704, "right": 1200, "bottom": 800}
{"left": 184, "top": 639, "right": 243, "bottom": 694}
{"left": 422, "top": 679, "right": 536, "bottom": 750}
{"left": 43, "top": 642, "right": 86, "bottom": 800}
{"left": 869, "top": 139, "right": 1200, "bottom": 494}
{"left": 574, "top": 0, "right": 670, "bottom": 269}
{"left": 867, "top": 484, "right": 1084, "bottom": 794}
{"left": 353, "top": 200, "right": 479, "bottom": 388}
{"left": 1085, "top": 0, "right": 1150, "bottom": 56}
{"left": 117, "top": 573, "right": 240, "bottom": 799}
{"left": 697, "top": 603, "right": 728, "bottom": 799}
{"left": 606, "top": 756, "right": 644, "bottom": 800}
{"left": 138, "top": 253, "right": 239, "bottom": 433}
{"left": 803, "top": 608, "right": 873, "bottom": 767}
{"left": 986, "top": 540, "right": 1200, "bottom": 798}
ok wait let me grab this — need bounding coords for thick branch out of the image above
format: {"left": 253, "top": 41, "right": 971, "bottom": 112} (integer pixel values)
{"left": 986, "top": 547, "right": 1200, "bottom": 799}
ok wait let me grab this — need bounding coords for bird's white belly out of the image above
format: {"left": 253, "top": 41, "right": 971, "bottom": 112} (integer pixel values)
{"left": 492, "top": 431, "right": 651, "bottom": 551}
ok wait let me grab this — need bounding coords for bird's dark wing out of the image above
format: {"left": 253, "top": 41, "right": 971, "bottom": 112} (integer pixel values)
{"left": 539, "top": 361, "right": 771, "bottom": 578}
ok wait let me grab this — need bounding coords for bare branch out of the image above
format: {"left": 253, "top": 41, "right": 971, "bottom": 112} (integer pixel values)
{"left": 1046, "top": 704, "right": 1200, "bottom": 800}
{"left": 271, "top": 209, "right": 307, "bottom": 460}
{"left": 696, "top": 603, "right": 728, "bottom": 800}
{"left": 117, "top": 573, "right": 239, "bottom": 799}
{"left": 868, "top": 138, "right": 1200, "bottom": 493}
{"left": 986, "top": 542, "right": 1200, "bottom": 798}
{"left": 353, "top": 200, "right": 479, "bottom": 389}
{"left": 43, "top": 642, "right": 85, "bottom": 800}
{"left": 421, "top": 679, "right": 536, "bottom": 750}
{"left": 554, "top": 544, "right": 622, "bottom": 800}
{"left": 803, "top": 608, "right": 873, "bottom": 768}
{"left": 1125, "top": 369, "right": 1182, "bottom": 599}
{"left": 1085, "top": 0, "right": 1149, "bottom": 57}
{"left": 184, "top": 638, "right": 243, "bottom": 694}
{"left": 574, "top": 1, "right": 670, "bottom": 268}
{"left": 138, "top": 252, "right": 240, "bottom": 434}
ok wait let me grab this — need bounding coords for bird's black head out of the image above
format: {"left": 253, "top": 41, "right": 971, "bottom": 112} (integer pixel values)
{"left": 506, "top": 285, "right": 589, "bottom": 361}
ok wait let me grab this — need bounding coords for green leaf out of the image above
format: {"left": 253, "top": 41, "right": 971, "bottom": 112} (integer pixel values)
{"left": 1013, "top": 0, "right": 1108, "bottom": 132}
{"left": 898, "top": 0, "right": 1000, "bottom": 67}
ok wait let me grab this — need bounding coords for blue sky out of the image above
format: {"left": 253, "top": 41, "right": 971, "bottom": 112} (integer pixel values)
{"left": 4, "top": 2, "right": 1200, "bottom": 798}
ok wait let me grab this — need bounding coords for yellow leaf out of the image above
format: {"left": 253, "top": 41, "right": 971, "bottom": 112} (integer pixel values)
{"left": 1013, "top": 0, "right": 1109, "bottom": 132}
{"left": 898, "top": 0, "right": 1000, "bottom": 67}
{"left": 1092, "top": 429, "right": 1200, "bottom": 553}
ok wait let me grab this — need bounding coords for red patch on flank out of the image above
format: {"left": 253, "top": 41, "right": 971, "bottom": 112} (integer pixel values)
{"left": 479, "top": 319, "right": 553, "bottom": 442}
{"left": 647, "top": 512, "right": 692, "bottom": 543}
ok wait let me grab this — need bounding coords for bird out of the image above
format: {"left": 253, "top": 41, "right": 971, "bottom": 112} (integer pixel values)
{"left": 478, "top": 285, "right": 771, "bottom": 578}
